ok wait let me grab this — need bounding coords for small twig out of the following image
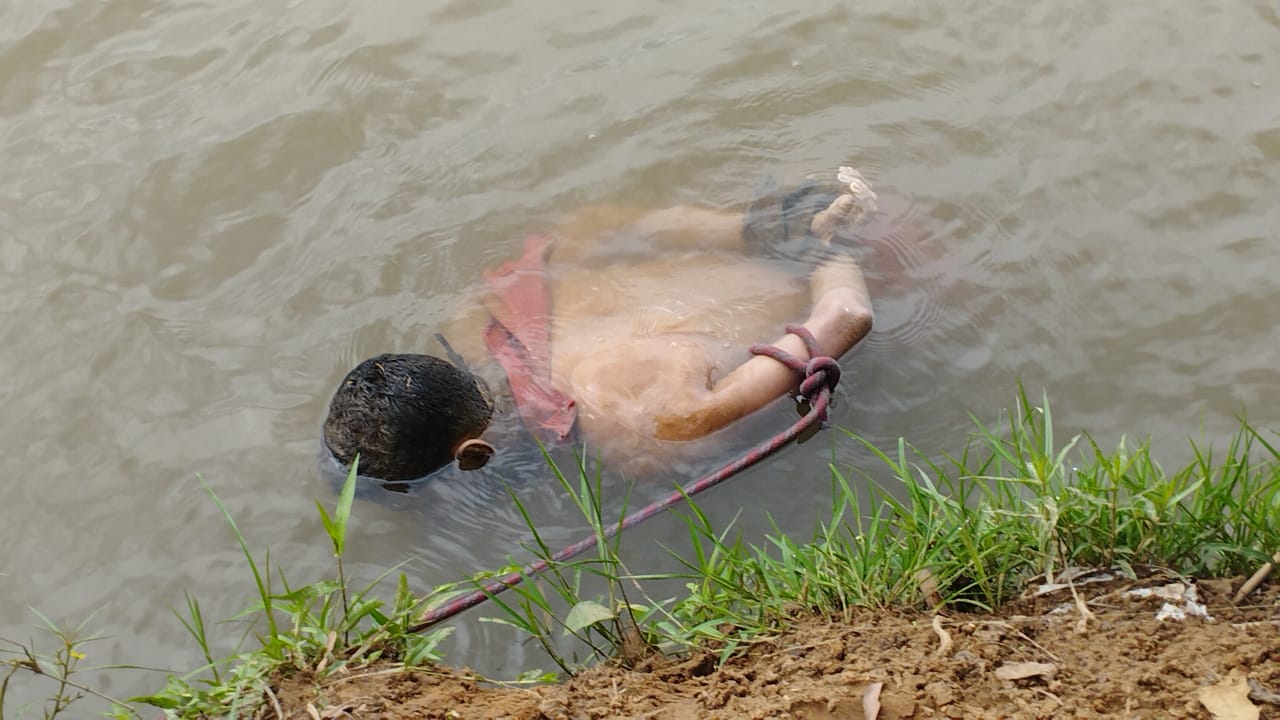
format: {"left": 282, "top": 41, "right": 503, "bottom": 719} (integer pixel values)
{"left": 1233, "top": 551, "right": 1280, "bottom": 603}
{"left": 994, "top": 622, "right": 1061, "bottom": 663}
{"left": 1, "top": 664, "right": 18, "bottom": 717}
{"left": 1248, "top": 677, "right": 1280, "bottom": 706}
{"left": 755, "top": 636, "right": 844, "bottom": 662}
{"left": 2, "top": 661, "right": 143, "bottom": 719}
{"left": 1068, "top": 581, "right": 1096, "bottom": 634}
{"left": 931, "top": 615, "right": 953, "bottom": 658}
{"left": 1032, "top": 687, "right": 1063, "bottom": 708}
{"left": 55, "top": 679, "right": 138, "bottom": 718}
{"left": 320, "top": 664, "right": 460, "bottom": 689}
{"left": 263, "top": 682, "right": 284, "bottom": 720}
{"left": 1231, "top": 620, "right": 1280, "bottom": 630}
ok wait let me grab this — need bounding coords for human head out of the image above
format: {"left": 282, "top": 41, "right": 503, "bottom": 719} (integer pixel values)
{"left": 323, "top": 353, "right": 496, "bottom": 481}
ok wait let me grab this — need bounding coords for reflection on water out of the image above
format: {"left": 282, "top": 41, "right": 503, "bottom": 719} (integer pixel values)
{"left": 1, "top": 0, "right": 1278, "bottom": 707}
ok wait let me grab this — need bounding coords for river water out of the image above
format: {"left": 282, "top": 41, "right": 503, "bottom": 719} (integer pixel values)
{"left": 2, "top": 0, "right": 1277, "bottom": 709}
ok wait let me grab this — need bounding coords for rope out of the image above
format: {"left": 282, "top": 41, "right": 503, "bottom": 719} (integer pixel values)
{"left": 407, "top": 324, "right": 841, "bottom": 633}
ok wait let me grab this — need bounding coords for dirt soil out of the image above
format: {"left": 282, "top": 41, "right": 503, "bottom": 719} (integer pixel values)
{"left": 273, "top": 574, "right": 1280, "bottom": 719}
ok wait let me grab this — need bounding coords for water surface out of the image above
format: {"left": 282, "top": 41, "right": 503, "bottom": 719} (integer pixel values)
{"left": 2, "top": 0, "right": 1278, "bottom": 707}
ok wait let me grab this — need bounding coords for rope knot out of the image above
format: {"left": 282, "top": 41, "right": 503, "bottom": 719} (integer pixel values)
{"left": 800, "top": 355, "right": 841, "bottom": 399}
{"left": 749, "top": 323, "right": 843, "bottom": 415}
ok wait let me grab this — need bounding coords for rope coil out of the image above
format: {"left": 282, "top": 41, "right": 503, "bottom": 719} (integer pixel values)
{"left": 408, "top": 324, "right": 841, "bottom": 633}
{"left": 751, "top": 323, "right": 841, "bottom": 418}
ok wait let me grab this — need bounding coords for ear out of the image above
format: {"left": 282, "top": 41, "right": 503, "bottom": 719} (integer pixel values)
{"left": 455, "top": 438, "right": 495, "bottom": 471}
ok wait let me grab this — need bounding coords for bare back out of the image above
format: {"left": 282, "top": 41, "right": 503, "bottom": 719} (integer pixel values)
{"left": 550, "top": 251, "right": 808, "bottom": 467}
{"left": 448, "top": 188, "right": 875, "bottom": 476}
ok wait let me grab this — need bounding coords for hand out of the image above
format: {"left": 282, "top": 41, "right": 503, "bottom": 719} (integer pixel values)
{"left": 743, "top": 166, "right": 878, "bottom": 260}
{"left": 810, "top": 167, "right": 878, "bottom": 246}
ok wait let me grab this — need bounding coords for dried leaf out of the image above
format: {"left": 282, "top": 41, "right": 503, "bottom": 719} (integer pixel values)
{"left": 915, "top": 569, "right": 942, "bottom": 608}
{"left": 862, "top": 681, "right": 883, "bottom": 720}
{"left": 316, "top": 629, "right": 337, "bottom": 674}
{"left": 1198, "top": 671, "right": 1260, "bottom": 720}
{"left": 994, "top": 662, "right": 1058, "bottom": 681}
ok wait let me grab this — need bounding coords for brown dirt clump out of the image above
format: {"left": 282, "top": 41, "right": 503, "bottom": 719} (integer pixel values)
{"left": 272, "top": 576, "right": 1280, "bottom": 719}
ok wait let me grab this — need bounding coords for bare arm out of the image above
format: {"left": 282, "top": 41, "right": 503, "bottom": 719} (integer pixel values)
{"left": 548, "top": 205, "right": 747, "bottom": 262}
{"left": 653, "top": 254, "right": 873, "bottom": 441}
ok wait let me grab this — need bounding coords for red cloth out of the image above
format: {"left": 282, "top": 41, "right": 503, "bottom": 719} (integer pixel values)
{"left": 482, "top": 235, "right": 577, "bottom": 443}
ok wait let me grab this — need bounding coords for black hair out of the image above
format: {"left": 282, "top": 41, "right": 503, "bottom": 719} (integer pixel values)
{"left": 322, "top": 353, "right": 494, "bottom": 481}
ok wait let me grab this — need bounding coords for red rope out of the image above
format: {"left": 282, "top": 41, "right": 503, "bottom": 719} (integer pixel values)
{"left": 407, "top": 324, "right": 840, "bottom": 633}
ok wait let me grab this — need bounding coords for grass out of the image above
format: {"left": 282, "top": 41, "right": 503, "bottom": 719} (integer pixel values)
{"left": 4, "top": 388, "right": 1278, "bottom": 717}
{"left": 126, "top": 459, "right": 461, "bottom": 719}
{"left": 0, "top": 610, "right": 144, "bottom": 720}
{"left": 660, "top": 387, "right": 1279, "bottom": 653}
{"left": 475, "top": 450, "right": 657, "bottom": 674}
{"left": 472, "top": 387, "right": 1280, "bottom": 666}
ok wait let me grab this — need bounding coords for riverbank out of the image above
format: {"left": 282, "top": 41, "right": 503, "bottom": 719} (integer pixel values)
{"left": 273, "top": 579, "right": 1279, "bottom": 719}
{"left": 6, "top": 391, "right": 1279, "bottom": 719}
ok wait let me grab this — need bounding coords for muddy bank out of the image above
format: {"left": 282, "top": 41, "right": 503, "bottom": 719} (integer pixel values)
{"left": 271, "top": 575, "right": 1279, "bottom": 719}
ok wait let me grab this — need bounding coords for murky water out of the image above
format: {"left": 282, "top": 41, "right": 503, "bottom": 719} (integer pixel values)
{"left": 2, "top": 0, "right": 1278, "bottom": 709}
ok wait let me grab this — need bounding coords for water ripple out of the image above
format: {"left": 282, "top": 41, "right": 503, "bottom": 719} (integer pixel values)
{"left": 3, "top": 0, "right": 1280, "bottom": 705}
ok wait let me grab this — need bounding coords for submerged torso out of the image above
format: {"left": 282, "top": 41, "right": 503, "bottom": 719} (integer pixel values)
{"left": 548, "top": 250, "right": 808, "bottom": 472}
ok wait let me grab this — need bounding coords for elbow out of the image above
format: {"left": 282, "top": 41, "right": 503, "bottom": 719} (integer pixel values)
{"left": 812, "top": 281, "right": 873, "bottom": 355}
{"left": 851, "top": 304, "right": 875, "bottom": 340}
{"left": 829, "top": 303, "right": 873, "bottom": 356}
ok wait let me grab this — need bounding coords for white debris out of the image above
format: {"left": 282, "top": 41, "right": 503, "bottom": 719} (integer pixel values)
{"left": 1127, "top": 582, "right": 1193, "bottom": 602}
{"left": 1031, "top": 567, "right": 1118, "bottom": 597}
{"left": 995, "top": 661, "right": 1058, "bottom": 681}
{"left": 1127, "top": 582, "right": 1213, "bottom": 622}
{"left": 1184, "top": 598, "right": 1213, "bottom": 620}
